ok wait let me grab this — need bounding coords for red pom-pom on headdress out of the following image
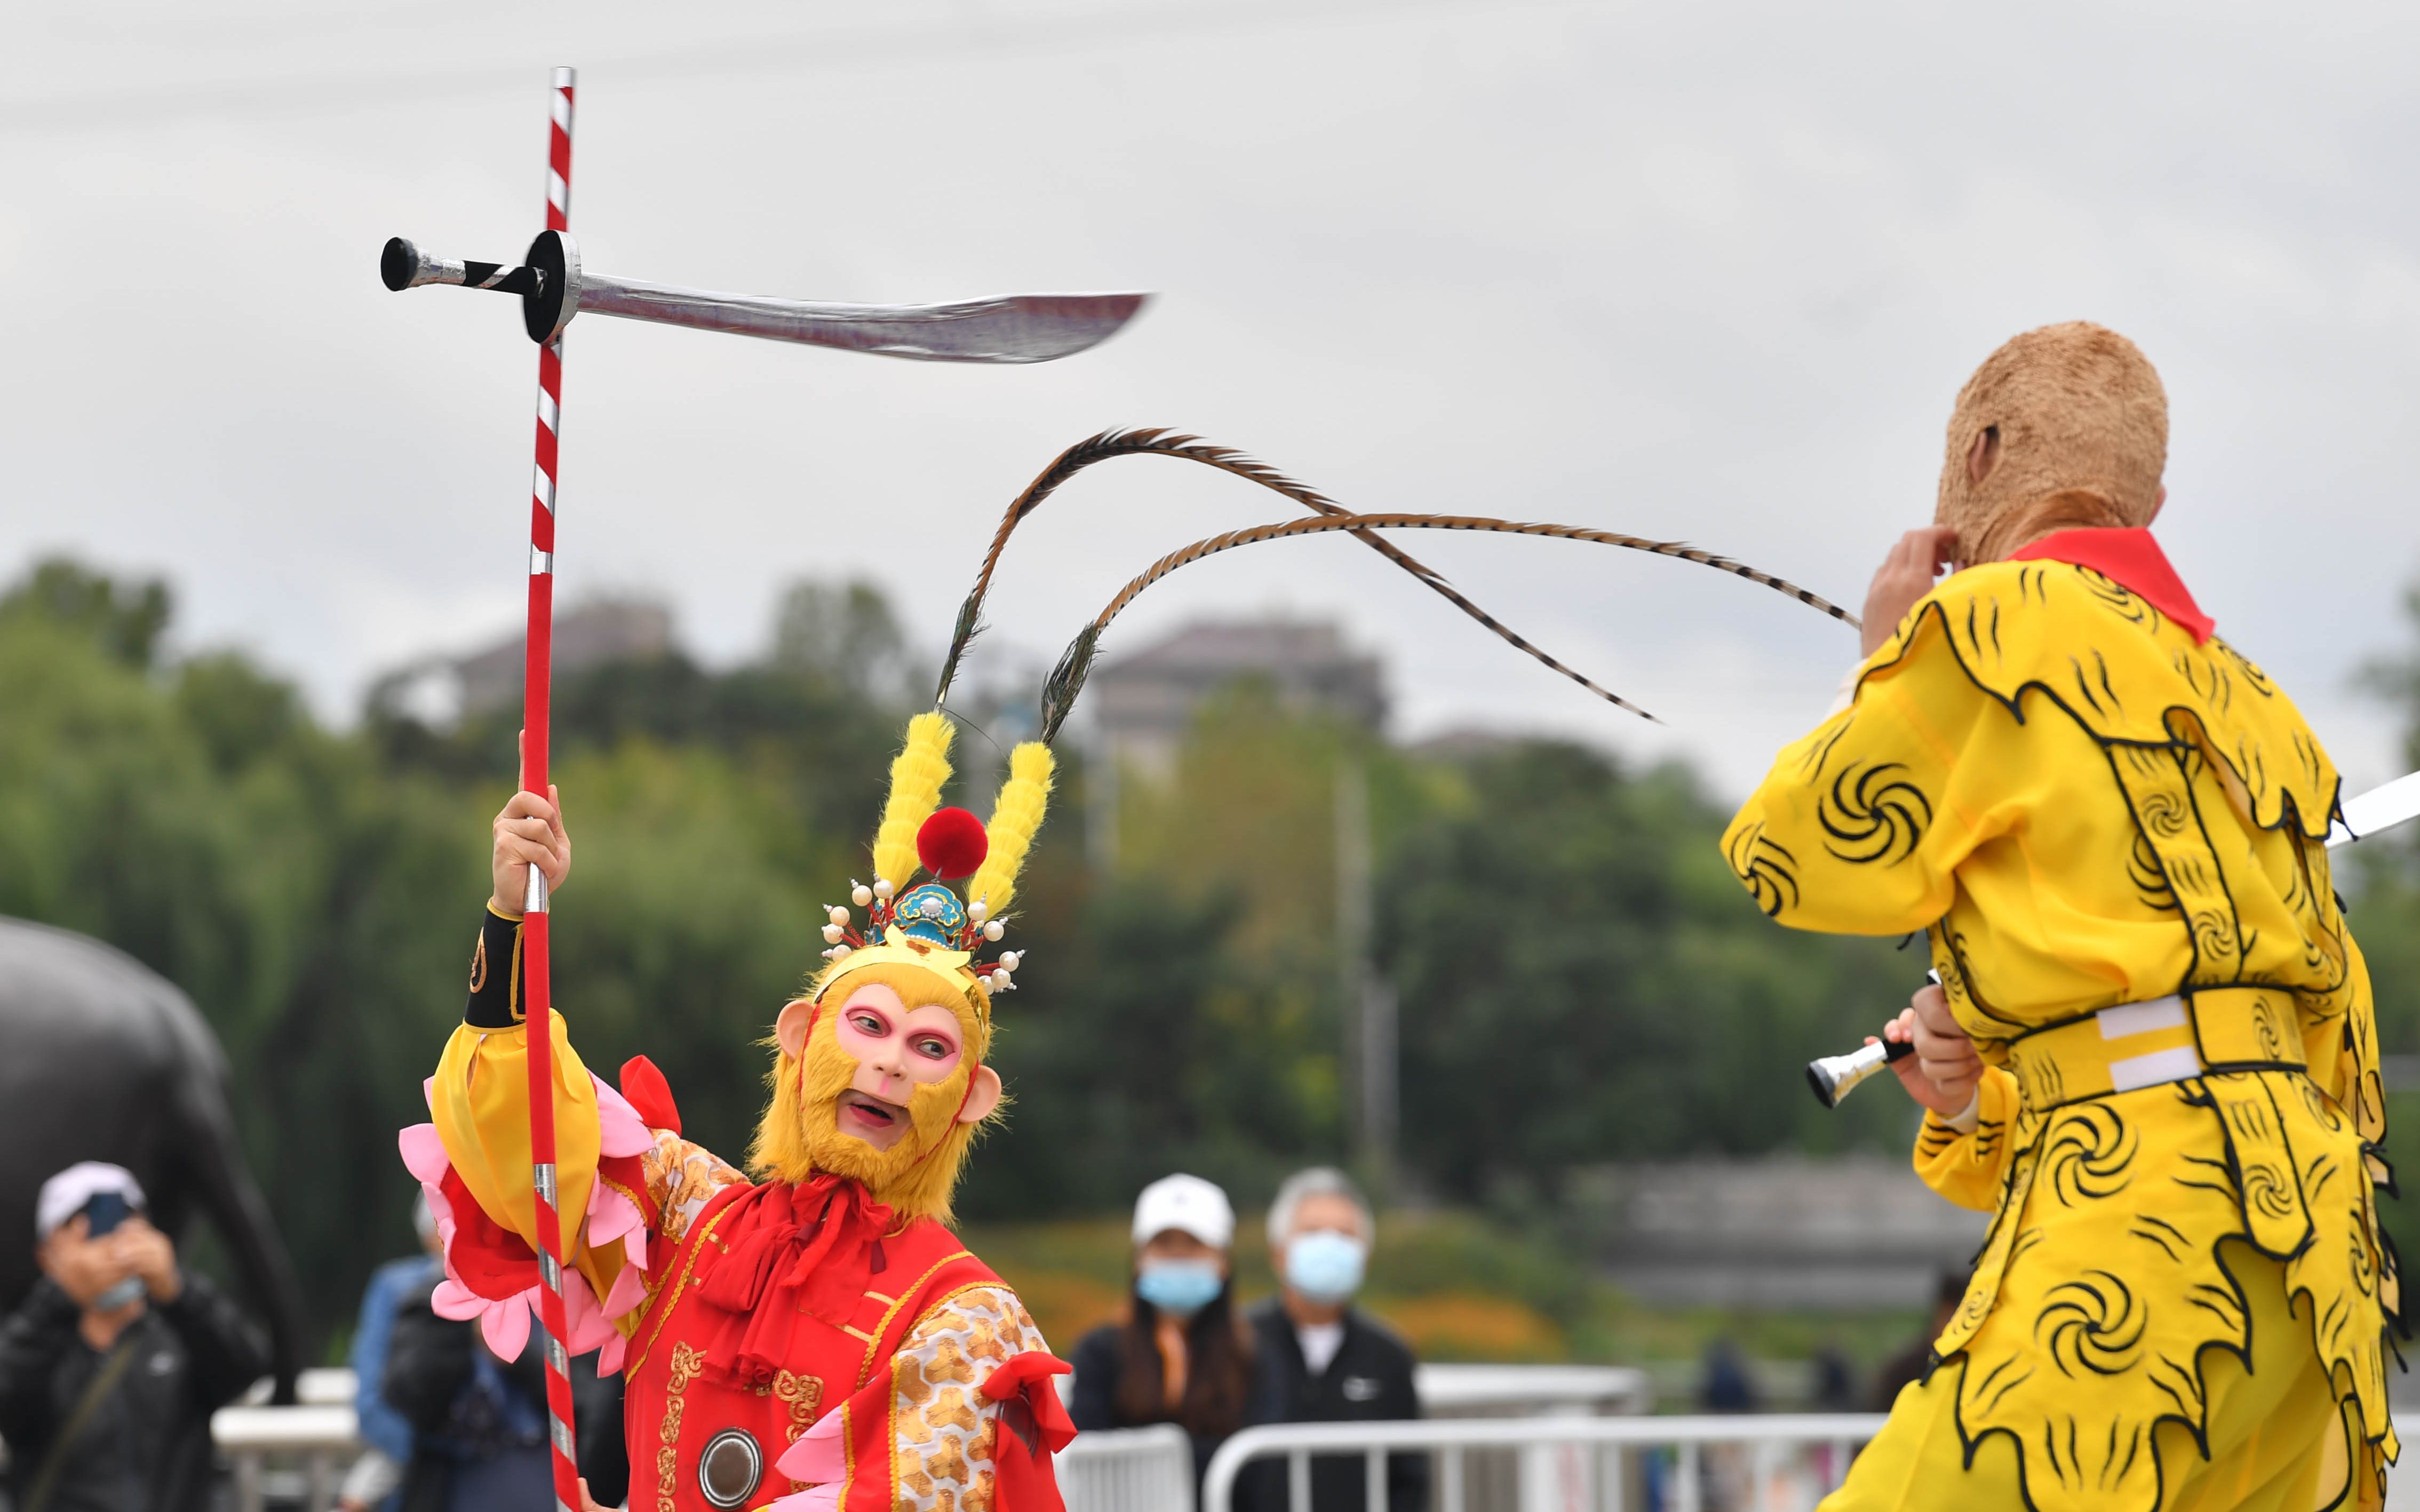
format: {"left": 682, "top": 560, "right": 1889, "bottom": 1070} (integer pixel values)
{"left": 917, "top": 807, "right": 990, "bottom": 881}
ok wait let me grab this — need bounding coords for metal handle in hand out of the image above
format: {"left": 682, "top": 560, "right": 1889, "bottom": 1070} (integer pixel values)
{"left": 1809, "top": 971, "right": 1936, "bottom": 1109}
{"left": 1805, "top": 1036, "right": 1914, "bottom": 1109}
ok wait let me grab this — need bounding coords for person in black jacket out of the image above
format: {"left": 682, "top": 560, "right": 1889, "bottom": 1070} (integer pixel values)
{"left": 379, "top": 1275, "right": 625, "bottom": 1512}
{"left": 1239, "top": 1168, "right": 1422, "bottom": 1512}
{"left": 1068, "top": 1175, "right": 1254, "bottom": 1485}
{"left": 0, "top": 1163, "right": 270, "bottom": 1512}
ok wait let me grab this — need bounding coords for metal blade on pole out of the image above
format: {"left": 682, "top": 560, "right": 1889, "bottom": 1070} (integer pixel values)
{"left": 380, "top": 231, "right": 1149, "bottom": 364}
{"left": 579, "top": 275, "right": 1146, "bottom": 363}
{"left": 518, "top": 66, "right": 582, "bottom": 1512}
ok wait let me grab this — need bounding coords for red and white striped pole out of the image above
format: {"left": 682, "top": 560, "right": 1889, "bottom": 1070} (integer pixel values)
{"left": 520, "top": 65, "right": 580, "bottom": 1512}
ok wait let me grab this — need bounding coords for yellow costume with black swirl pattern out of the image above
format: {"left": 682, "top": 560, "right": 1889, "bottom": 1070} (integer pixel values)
{"left": 1724, "top": 555, "right": 2396, "bottom": 1511}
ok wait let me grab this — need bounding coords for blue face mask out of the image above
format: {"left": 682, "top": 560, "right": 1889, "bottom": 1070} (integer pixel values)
{"left": 1136, "top": 1259, "right": 1225, "bottom": 1317}
{"left": 1283, "top": 1229, "right": 1367, "bottom": 1305}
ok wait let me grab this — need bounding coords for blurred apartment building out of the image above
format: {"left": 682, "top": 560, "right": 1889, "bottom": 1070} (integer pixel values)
{"left": 1087, "top": 615, "right": 1386, "bottom": 775}
{"left": 1080, "top": 614, "right": 1386, "bottom": 869}
{"left": 373, "top": 597, "right": 673, "bottom": 725}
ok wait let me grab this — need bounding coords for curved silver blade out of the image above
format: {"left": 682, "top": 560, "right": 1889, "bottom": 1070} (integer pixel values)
{"left": 2328, "top": 769, "right": 2420, "bottom": 848}
{"left": 578, "top": 273, "right": 1147, "bottom": 363}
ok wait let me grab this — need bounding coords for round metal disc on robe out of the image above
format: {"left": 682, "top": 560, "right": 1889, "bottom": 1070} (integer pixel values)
{"left": 697, "top": 1428, "right": 763, "bottom": 1509}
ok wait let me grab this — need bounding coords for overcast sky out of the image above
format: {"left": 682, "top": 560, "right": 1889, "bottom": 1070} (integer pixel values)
{"left": 6, "top": 1, "right": 2416, "bottom": 797}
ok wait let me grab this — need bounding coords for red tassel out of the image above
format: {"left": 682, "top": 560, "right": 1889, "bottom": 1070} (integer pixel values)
{"left": 984, "top": 1351, "right": 1077, "bottom": 1511}
{"left": 619, "top": 1055, "right": 681, "bottom": 1134}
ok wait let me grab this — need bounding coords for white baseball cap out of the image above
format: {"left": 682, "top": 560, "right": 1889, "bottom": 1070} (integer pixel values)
{"left": 36, "top": 1163, "right": 146, "bottom": 1241}
{"left": 1132, "top": 1173, "right": 1235, "bottom": 1250}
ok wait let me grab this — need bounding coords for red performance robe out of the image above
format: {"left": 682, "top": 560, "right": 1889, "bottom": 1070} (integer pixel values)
{"left": 404, "top": 909, "right": 1074, "bottom": 1512}
{"left": 623, "top": 1172, "right": 1074, "bottom": 1512}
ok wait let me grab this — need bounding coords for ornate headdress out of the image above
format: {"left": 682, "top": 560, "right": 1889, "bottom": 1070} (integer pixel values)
{"left": 807, "top": 711, "right": 1051, "bottom": 1022}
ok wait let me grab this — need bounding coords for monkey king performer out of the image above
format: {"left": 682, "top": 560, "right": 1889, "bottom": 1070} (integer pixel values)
{"left": 402, "top": 713, "right": 1074, "bottom": 1512}
{"left": 1726, "top": 323, "right": 2397, "bottom": 1510}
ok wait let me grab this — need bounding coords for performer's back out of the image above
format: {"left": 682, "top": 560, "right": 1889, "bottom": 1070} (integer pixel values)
{"left": 1728, "top": 518, "right": 2395, "bottom": 1510}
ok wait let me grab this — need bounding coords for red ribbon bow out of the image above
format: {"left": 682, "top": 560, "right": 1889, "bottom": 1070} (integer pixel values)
{"left": 695, "top": 1174, "right": 894, "bottom": 1386}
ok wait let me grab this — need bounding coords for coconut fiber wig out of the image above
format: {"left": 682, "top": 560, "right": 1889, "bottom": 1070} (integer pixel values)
{"left": 1935, "top": 321, "right": 2169, "bottom": 567}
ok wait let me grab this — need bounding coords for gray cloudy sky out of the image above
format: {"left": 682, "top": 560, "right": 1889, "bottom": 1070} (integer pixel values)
{"left": 5, "top": 1, "right": 2416, "bottom": 797}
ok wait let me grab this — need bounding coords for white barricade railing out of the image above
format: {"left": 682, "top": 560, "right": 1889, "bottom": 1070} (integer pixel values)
{"left": 1057, "top": 1422, "right": 1195, "bottom": 1512}
{"left": 1203, "top": 1412, "right": 1890, "bottom": 1512}
{"left": 212, "top": 1404, "right": 356, "bottom": 1512}
{"left": 206, "top": 1407, "right": 1193, "bottom": 1512}
{"left": 208, "top": 1392, "right": 1876, "bottom": 1512}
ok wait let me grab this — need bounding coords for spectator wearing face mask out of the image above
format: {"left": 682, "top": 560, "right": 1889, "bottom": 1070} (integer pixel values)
{"left": 1068, "top": 1174, "right": 1254, "bottom": 1484}
{"left": 1238, "top": 1167, "right": 1423, "bottom": 1512}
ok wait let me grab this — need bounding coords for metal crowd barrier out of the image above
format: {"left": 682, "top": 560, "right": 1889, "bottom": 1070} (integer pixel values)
{"left": 1056, "top": 1423, "right": 1196, "bottom": 1512}
{"left": 206, "top": 1405, "right": 1191, "bottom": 1512}
{"left": 1202, "top": 1412, "right": 1891, "bottom": 1512}
{"left": 212, "top": 1404, "right": 355, "bottom": 1512}
{"left": 210, "top": 1381, "right": 1870, "bottom": 1512}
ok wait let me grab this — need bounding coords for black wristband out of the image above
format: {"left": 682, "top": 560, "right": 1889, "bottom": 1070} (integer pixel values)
{"left": 466, "top": 907, "right": 526, "bottom": 1029}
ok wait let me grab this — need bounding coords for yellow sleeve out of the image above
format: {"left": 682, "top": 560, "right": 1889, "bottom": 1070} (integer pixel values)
{"left": 1721, "top": 614, "right": 2018, "bottom": 935}
{"left": 1910, "top": 1066, "right": 2020, "bottom": 1212}
{"left": 431, "top": 907, "right": 604, "bottom": 1265}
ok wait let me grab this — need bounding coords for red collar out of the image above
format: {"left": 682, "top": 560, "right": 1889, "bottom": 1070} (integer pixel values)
{"left": 2008, "top": 527, "right": 2214, "bottom": 644}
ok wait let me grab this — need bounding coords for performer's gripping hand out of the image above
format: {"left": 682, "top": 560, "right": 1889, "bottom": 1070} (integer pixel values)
{"left": 576, "top": 1478, "right": 623, "bottom": 1512}
{"left": 1859, "top": 526, "right": 1961, "bottom": 657}
{"left": 490, "top": 782, "right": 571, "bottom": 918}
{"left": 1876, "top": 982, "right": 1983, "bottom": 1118}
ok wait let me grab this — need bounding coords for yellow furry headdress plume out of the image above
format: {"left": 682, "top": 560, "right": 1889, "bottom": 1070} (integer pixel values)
{"left": 967, "top": 742, "right": 1054, "bottom": 921}
{"left": 872, "top": 711, "right": 954, "bottom": 894}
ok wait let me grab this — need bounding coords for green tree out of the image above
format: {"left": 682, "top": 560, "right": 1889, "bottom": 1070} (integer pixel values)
{"left": 2349, "top": 577, "right": 2420, "bottom": 1265}
{"left": 0, "top": 559, "right": 171, "bottom": 668}
{"left": 2358, "top": 580, "right": 2420, "bottom": 775}
{"left": 770, "top": 578, "right": 922, "bottom": 706}
{"left": 0, "top": 565, "right": 479, "bottom": 1339}
{"left": 1385, "top": 741, "right": 1912, "bottom": 1206}
{"left": 0, "top": 552, "right": 1961, "bottom": 1349}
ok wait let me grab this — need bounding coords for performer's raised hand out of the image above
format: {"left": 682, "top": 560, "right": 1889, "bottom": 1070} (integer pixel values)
{"left": 490, "top": 778, "right": 571, "bottom": 918}
{"left": 1875, "top": 982, "right": 1982, "bottom": 1118}
{"left": 1859, "top": 526, "right": 1961, "bottom": 657}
